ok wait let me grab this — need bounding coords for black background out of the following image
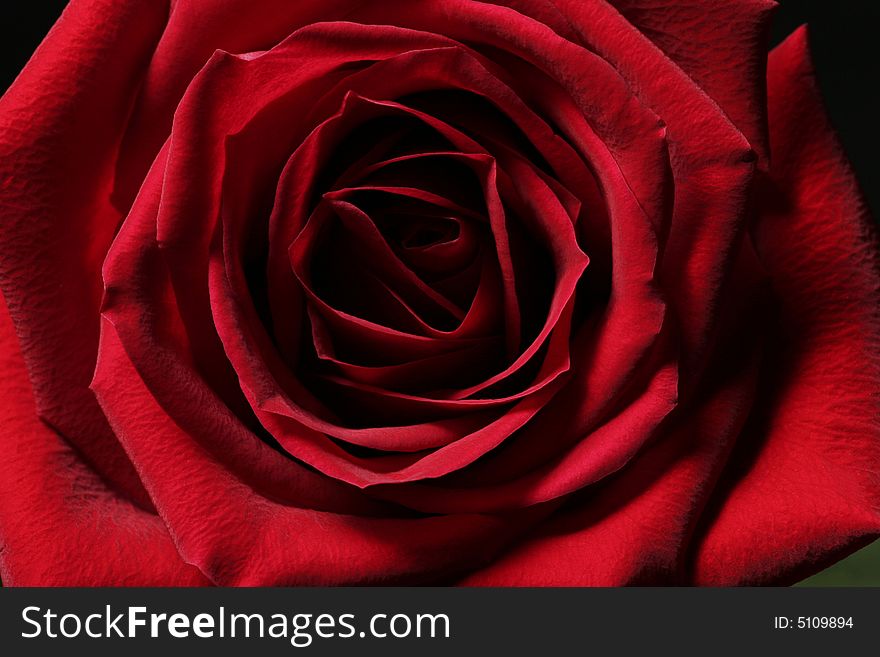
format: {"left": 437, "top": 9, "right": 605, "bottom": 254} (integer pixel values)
{"left": 1, "top": 1, "right": 877, "bottom": 220}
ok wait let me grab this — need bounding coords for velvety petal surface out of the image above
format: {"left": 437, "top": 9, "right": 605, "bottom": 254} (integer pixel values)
{"left": 0, "top": 293, "right": 208, "bottom": 586}
{"left": 691, "top": 28, "right": 880, "bottom": 585}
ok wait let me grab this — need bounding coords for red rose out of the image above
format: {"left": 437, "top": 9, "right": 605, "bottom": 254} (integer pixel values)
{"left": 0, "top": 0, "right": 878, "bottom": 586}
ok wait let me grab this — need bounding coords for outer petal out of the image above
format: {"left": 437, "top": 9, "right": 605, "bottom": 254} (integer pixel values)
{"left": 691, "top": 27, "right": 880, "bottom": 585}
{"left": 0, "top": 0, "right": 168, "bottom": 507}
{"left": 0, "top": 293, "right": 208, "bottom": 586}
{"left": 607, "top": 0, "right": 776, "bottom": 160}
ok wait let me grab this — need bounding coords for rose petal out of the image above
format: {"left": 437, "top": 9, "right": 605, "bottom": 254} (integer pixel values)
{"left": 690, "top": 27, "right": 880, "bottom": 585}
{"left": 459, "top": 353, "right": 759, "bottom": 584}
{"left": 600, "top": 0, "right": 776, "bottom": 160}
{"left": 114, "top": 0, "right": 376, "bottom": 202}
{"left": 0, "top": 292, "right": 208, "bottom": 586}
{"left": 452, "top": 236, "right": 767, "bottom": 582}
{"left": 0, "top": 0, "right": 167, "bottom": 508}
{"left": 100, "top": 145, "right": 391, "bottom": 515}
{"left": 539, "top": 0, "right": 759, "bottom": 384}
{"left": 94, "top": 312, "right": 549, "bottom": 585}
